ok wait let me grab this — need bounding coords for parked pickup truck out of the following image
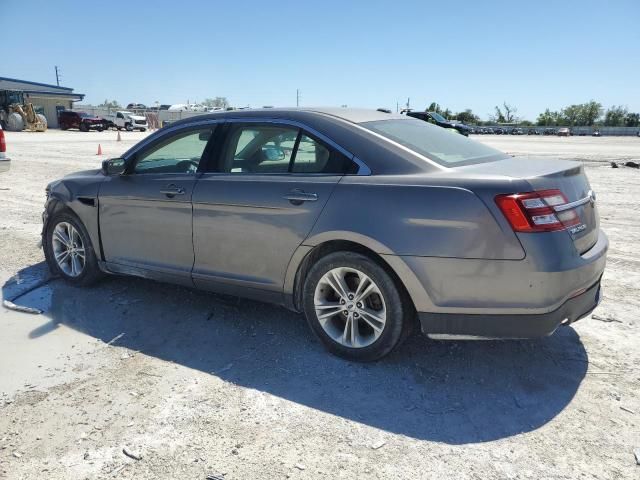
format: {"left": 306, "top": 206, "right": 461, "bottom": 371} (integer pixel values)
{"left": 104, "top": 111, "right": 148, "bottom": 132}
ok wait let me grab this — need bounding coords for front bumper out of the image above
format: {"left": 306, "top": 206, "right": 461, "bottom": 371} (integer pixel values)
{"left": 419, "top": 279, "right": 602, "bottom": 339}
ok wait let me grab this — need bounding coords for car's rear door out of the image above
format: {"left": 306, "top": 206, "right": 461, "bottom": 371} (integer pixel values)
{"left": 191, "top": 121, "right": 355, "bottom": 302}
{"left": 98, "top": 124, "right": 217, "bottom": 284}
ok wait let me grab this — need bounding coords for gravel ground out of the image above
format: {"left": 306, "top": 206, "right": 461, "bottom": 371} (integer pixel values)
{"left": 0, "top": 130, "right": 639, "bottom": 479}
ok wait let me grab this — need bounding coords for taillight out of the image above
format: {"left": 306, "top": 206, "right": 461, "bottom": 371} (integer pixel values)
{"left": 0, "top": 129, "right": 6, "bottom": 153}
{"left": 495, "top": 189, "right": 580, "bottom": 232}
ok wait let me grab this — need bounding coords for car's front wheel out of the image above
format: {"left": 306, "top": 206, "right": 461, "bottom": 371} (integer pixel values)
{"left": 44, "top": 211, "right": 102, "bottom": 286}
{"left": 303, "top": 251, "right": 411, "bottom": 361}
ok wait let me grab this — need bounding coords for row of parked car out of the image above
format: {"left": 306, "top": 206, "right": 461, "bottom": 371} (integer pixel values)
{"left": 470, "top": 127, "right": 604, "bottom": 136}
{"left": 58, "top": 110, "right": 149, "bottom": 132}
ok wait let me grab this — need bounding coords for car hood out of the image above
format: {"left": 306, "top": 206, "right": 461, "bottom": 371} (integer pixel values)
{"left": 128, "top": 115, "right": 147, "bottom": 121}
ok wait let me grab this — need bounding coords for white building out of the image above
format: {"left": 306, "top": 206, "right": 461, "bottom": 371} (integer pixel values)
{"left": 0, "top": 77, "right": 85, "bottom": 128}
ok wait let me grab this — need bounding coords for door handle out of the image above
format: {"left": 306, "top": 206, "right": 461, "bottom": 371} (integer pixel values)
{"left": 283, "top": 189, "right": 318, "bottom": 204}
{"left": 160, "top": 184, "right": 185, "bottom": 197}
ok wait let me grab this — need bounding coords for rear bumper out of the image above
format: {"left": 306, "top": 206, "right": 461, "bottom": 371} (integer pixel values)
{"left": 0, "top": 156, "right": 10, "bottom": 173}
{"left": 419, "top": 279, "right": 602, "bottom": 339}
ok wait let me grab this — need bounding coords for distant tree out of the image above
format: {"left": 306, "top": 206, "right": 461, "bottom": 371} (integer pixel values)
{"left": 490, "top": 102, "right": 518, "bottom": 123}
{"left": 455, "top": 109, "right": 480, "bottom": 124}
{"left": 537, "top": 108, "right": 563, "bottom": 126}
{"left": 203, "top": 97, "right": 229, "bottom": 109}
{"left": 580, "top": 100, "right": 603, "bottom": 126}
{"left": 562, "top": 104, "right": 581, "bottom": 126}
{"left": 502, "top": 103, "right": 518, "bottom": 123}
{"left": 604, "top": 106, "right": 628, "bottom": 126}
{"left": 426, "top": 102, "right": 442, "bottom": 114}
{"left": 624, "top": 112, "right": 639, "bottom": 127}
{"left": 441, "top": 108, "right": 452, "bottom": 119}
{"left": 99, "top": 99, "right": 121, "bottom": 109}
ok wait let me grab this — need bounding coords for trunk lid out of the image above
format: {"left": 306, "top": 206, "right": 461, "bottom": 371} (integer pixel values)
{"left": 456, "top": 156, "right": 599, "bottom": 253}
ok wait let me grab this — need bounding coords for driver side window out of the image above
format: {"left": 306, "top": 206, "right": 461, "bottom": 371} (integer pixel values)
{"left": 134, "top": 128, "right": 213, "bottom": 174}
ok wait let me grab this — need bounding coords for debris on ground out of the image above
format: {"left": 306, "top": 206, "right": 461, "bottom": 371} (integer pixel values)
{"left": 2, "top": 300, "right": 42, "bottom": 314}
{"left": 634, "top": 449, "right": 640, "bottom": 465}
{"left": 295, "top": 463, "right": 306, "bottom": 470}
{"left": 624, "top": 161, "right": 639, "bottom": 168}
{"left": 122, "top": 446, "right": 142, "bottom": 461}
{"left": 620, "top": 406, "right": 636, "bottom": 414}
{"left": 371, "top": 440, "right": 387, "bottom": 450}
{"left": 592, "top": 314, "right": 623, "bottom": 323}
{"left": 611, "top": 162, "right": 618, "bottom": 168}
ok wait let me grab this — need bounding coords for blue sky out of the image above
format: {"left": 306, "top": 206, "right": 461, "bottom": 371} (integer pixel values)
{"left": 3, "top": 0, "right": 639, "bottom": 120}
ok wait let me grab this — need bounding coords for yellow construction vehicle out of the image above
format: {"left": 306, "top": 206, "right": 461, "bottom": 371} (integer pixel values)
{"left": 0, "top": 90, "right": 47, "bottom": 132}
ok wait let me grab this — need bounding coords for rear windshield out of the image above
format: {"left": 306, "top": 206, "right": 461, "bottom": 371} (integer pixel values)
{"left": 361, "top": 118, "right": 509, "bottom": 166}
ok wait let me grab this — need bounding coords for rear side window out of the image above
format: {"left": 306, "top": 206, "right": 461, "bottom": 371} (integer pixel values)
{"left": 222, "top": 124, "right": 357, "bottom": 174}
{"left": 362, "top": 118, "right": 509, "bottom": 166}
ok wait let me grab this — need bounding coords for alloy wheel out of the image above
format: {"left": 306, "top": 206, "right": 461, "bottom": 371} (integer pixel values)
{"left": 314, "top": 267, "right": 387, "bottom": 348}
{"left": 51, "top": 222, "right": 85, "bottom": 277}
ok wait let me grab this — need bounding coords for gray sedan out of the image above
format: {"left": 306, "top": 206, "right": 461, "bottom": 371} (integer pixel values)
{"left": 42, "top": 108, "right": 607, "bottom": 360}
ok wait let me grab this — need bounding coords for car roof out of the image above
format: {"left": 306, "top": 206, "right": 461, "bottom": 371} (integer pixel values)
{"left": 172, "top": 107, "right": 407, "bottom": 125}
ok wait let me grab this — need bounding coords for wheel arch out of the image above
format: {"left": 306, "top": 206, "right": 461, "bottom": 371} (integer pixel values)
{"left": 285, "top": 238, "right": 432, "bottom": 315}
{"left": 44, "top": 192, "right": 102, "bottom": 261}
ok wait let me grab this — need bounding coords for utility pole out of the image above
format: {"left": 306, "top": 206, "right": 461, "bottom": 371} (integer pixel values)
{"left": 296, "top": 89, "right": 300, "bottom": 107}
{"left": 54, "top": 66, "right": 61, "bottom": 86}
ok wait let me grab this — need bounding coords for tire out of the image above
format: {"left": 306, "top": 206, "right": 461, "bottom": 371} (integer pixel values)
{"left": 43, "top": 210, "right": 103, "bottom": 286}
{"left": 303, "top": 251, "right": 411, "bottom": 361}
{"left": 97, "top": 127, "right": 104, "bottom": 132}
{"left": 116, "top": 126, "right": 122, "bottom": 131}
{"left": 125, "top": 123, "right": 133, "bottom": 131}
{"left": 36, "top": 114, "right": 47, "bottom": 131}
{"left": 79, "top": 122, "right": 89, "bottom": 132}
{"left": 139, "top": 128, "right": 146, "bottom": 132}
{"left": 6, "top": 112, "right": 24, "bottom": 131}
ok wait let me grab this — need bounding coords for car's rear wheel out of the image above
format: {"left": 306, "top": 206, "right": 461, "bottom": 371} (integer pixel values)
{"left": 44, "top": 211, "right": 102, "bottom": 286}
{"left": 303, "top": 251, "right": 410, "bottom": 361}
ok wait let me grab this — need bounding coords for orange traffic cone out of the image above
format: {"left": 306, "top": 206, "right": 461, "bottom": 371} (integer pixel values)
{"left": 116, "top": 131, "right": 121, "bottom": 142}
{"left": 96, "top": 144, "right": 103, "bottom": 156}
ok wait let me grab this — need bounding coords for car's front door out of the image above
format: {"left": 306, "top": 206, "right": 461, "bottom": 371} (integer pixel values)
{"left": 99, "top": 125, "right": 216, "bottom": 284}
{"left": 191, "top": 122, "right": 356, "bottom": 302}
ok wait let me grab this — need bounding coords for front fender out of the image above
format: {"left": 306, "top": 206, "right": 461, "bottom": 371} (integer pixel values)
{"left": 43, "top": 173, "right": 104, "bottom": 258}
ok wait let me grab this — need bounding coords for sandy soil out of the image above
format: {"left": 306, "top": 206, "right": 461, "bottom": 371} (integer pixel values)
{"left": 0, "top": 130, "right": 639, "bottom": 479}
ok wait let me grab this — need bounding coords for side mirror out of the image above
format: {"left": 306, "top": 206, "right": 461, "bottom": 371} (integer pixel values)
{"left": 101, "top": 158, "right": 126, "bottom": 176}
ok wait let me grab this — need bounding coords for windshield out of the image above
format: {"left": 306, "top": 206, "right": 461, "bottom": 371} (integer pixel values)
{"left": 78, "top": 112, "right": 93, "bottom": 118}
{"left": 361, "top": 118, "right": 509, "bottom": 166}
{"left": 428, "top": 111, "right": 447, "bottom": 123}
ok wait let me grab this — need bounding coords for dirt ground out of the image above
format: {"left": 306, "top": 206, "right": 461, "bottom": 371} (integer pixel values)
{"left": 1, "top": 130, "right": 639, "bottom": 479}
